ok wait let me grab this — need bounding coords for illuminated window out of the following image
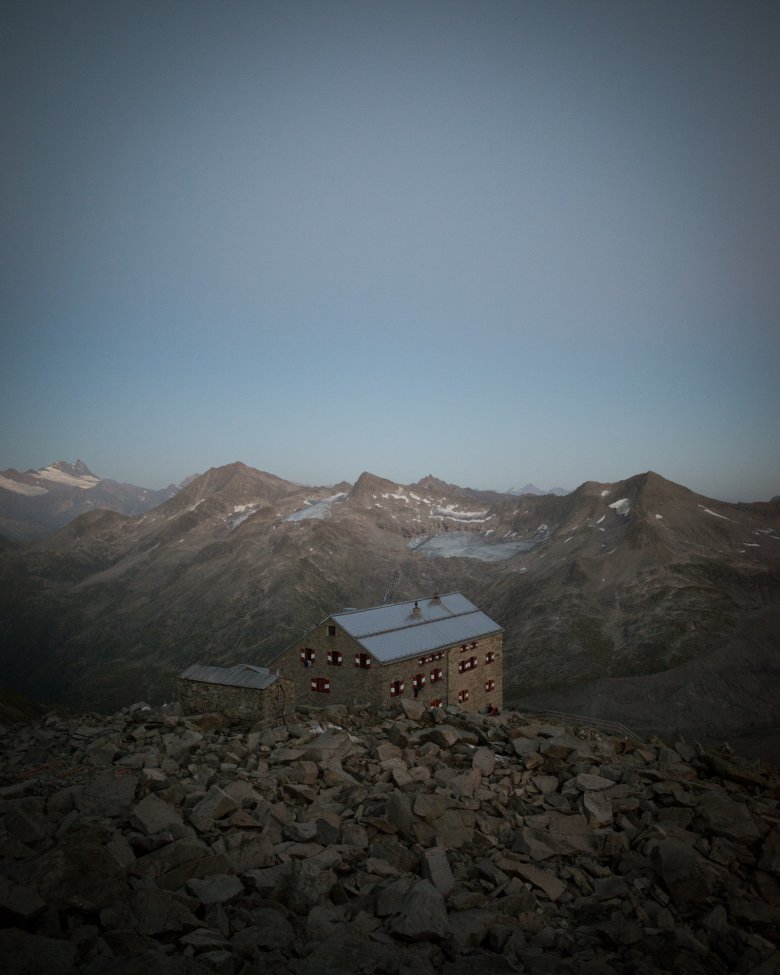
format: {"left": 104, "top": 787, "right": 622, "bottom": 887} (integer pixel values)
{"left": 311, "top": 677, "right": 330, "bottom": 693}
{"left": 389, "top": 679, "right": 405, "bottom": 697}
{"left": 327, "top": 650, "right": 342, "bottom": 666}
{"left": 300, "top": 647, "right": 315, "bottom": 666}
{"left": 355, "top": 653, "right": 371, "bottom": 669}
{"left": 458, "top": 657, "right": 478, "bottom": 674}
{"left": 419, "top": 651, "right": 444, "bottom": 665}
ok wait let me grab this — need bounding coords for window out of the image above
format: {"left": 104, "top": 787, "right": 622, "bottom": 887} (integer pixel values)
{"left": 355, "top": 653, "right": 371, "bottom": 669}
{"left": 485, "top": 651, "right": 496, "bottom": 665}
{"left": 430, "top": 667, "right": 443, "bottom": 683}
{"left": 459, "top": 641, "right": 478, "bottom": 653}
{"left": 327, "top": 624, "right": 336, "bottom": 637}
{"left": 418, "top": 651, "right": 444, "bottom": 665}
{"left": 311, "top": 677, "right": 330, "bottom": 693}
{"left": 485, "top": 679, "right": 496, "bottom": 693}
{"left": 327, "top": 650, "right": 342, "bottom": 666}
{"left": 458, "top": 689, "right": 469, "bottom": 704}
{"left": 300, "top": 647, "right": 315, "bottom": 666}
{"left": 429, "top": 698, "right": 443, "bottom": 709}
{"left": 458, "top": 657, "right": 478, "bottom": 674}
{"left": 389, "top": 679, "right": 405, "bottom": 697}
{"left": 412, "top": 673, "right": 426, "bottom": 697}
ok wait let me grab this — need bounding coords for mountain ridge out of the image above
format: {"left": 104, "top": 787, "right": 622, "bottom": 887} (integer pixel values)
{"left": 0, "top": 462, "right": 778, "bottom": 756}
{"left": 0, "top": 459, "right": 182, "bottom": 541}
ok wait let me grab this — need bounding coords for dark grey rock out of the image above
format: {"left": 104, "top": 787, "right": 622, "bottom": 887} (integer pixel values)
{"left": 130, "top": 793, "right": 184, "bottom": 834}
{"left": 186, "top": 872, "right": 244, "bottom": 905}
{"left": 0, "top": 927, "right": 78, "bottom": 975}
{"left": 389, "top": 878, "right": 449, "bottom": 941}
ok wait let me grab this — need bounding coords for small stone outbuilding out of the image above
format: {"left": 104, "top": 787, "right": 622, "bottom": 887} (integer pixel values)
{"left": 268, "top": 592, "right": 503, "bottom": 714}
{"left": 177, "top": 663, "right": 294, "bottom": 725}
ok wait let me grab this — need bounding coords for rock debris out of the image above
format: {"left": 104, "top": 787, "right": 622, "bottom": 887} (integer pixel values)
{"left": 0, "top": 698, "right": 778, "bottom": 974}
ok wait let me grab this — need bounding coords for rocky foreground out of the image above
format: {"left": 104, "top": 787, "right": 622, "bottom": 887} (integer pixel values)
{"left": 0, "top": 700, "right": 778, "bottom": 975}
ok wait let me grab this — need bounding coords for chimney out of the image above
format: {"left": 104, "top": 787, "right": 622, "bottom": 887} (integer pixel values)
{"left": 411, "top": 600, "right": 422, "bottom": 619}
{"left": 430, "top": 593, "right": 441, "bottom": 604}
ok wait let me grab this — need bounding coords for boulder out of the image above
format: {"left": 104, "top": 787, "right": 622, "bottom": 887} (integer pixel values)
{"left": 651, "top": 838, "right": 718, "bottom": 907}
{"left": 695, "top": 793, "right": 761, "bottom": 844}
{"left": 130, "top": 793, "right": 184, "bottom": 834}
{"left": 188, "top": 786, "right": 239, "bottom": 832}
{"left": 389, "top": 879, "right": 450, "bottom": 941}
{"left": 186, "top": 873, "right": 245, "bottom": 905}
{"left": 0, "top": 928, "right": 78, "bottom": 975}
{"left": 422, "top": 846, "right": 455, "bottom": 896}
{"left": 512, "top": 863, "right": 567, "bottom": 902}
{"left": 131, "top": 887, "right": 201, "bottom": 935}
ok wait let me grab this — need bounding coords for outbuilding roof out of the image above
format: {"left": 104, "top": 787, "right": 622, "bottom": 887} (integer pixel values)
{"left": 331, "top": 592, "right": 502, "bottom": 664}
{"left": 178, "top": 663, "right": 278, "bottom": 690}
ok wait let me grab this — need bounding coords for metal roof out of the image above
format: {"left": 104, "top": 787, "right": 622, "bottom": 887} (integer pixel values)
{"left": 331, "top": 592, "right": 502, "bottom": 664}
{"left": 178, "top": 663, "right": 279, "bottom": 690}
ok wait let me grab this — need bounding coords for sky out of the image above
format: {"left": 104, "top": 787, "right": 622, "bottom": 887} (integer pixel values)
{"left": 2, "top": 1, "right": 779, "bottom": 501}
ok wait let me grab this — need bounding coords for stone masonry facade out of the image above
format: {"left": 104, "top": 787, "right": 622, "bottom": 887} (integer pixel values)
{"left": 177, "top": 675, "right": 295, "bottom": 725}
{"left": 274, "top": 619, "right": 503, "bottom": 714}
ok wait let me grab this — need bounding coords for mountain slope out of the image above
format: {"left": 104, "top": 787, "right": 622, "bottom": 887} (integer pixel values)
{"left": 0, "top": 464, "right": 778, "bottom": 754}
{"left": 0, "top": 459, "right": 180, "bottom": 541}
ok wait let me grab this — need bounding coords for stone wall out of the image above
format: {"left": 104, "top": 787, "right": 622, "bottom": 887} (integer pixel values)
{"left": 273, "top": 620, "right": 503, "bottom": 713}
{"left": 177, "top": 676, "right": 295, "bottom": 725}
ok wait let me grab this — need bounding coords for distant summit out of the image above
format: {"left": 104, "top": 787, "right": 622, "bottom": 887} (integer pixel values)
{"left": 506, "top": 483, "right": 569, "bottom": 497}
{"left": 0, "top": 458, "right": 180, "bottom": 541}
{"left": 50, "top": 458, "right": 95, "bottom": 478}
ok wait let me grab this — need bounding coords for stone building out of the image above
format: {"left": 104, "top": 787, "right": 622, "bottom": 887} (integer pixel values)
{"left": 177, "top": 663, "right": 294, "bottom": 725}
{"left": 268, "top": 592, "right": 503, "bottom": 714}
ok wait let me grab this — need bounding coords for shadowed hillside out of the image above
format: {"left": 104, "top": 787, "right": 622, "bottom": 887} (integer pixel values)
{"left": 0, "top": 464, "right": 778, "bottom": 757}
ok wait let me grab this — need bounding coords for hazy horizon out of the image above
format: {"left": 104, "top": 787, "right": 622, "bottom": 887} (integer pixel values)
{"left": 3, "top": 1, "right": 779, "bottom": 502}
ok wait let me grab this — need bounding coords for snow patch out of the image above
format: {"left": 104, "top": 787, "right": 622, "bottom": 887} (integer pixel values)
{"left": 286, "top": 493, "right": 347, "bottom": 522}
{"left": 608, "top": 498, "right": 631, "bottom": 516}
{"left": 601, "top": 490, "right": 610, "bottom": 497}
{"left": 430, "top": 503, "right": 491, "bottom": 523}
{"left": 655, "top": 513, "right": 663, "bottom": 519}
{"left": 382, "top": 489, "right": 410, "bottom": 502}
{"left": 0, "top": 474, "right": 48, "bottom": 496}
{"left": 34, "top": 466, "right": 100, "bottom": 489}
{"left": 700, "top": 506, "right": 733, "bottom": 522}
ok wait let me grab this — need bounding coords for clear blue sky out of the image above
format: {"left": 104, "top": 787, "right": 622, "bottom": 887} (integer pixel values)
{"left": 2, "top": 1, "right": 778, "bottom": 500}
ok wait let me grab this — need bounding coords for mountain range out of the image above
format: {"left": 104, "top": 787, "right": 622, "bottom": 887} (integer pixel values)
{"left": 0, "top": 460, "right": 181, "bottom": 541}
{"left": 0, "top": 461, "right": 778, "bottom": 759}
{"left": 506, "top": 483, "right": 569, "bottom": 497}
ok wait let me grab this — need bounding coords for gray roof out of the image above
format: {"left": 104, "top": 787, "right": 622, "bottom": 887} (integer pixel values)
{"left": 331, "top": 592, "right": 502, "bottom": 664}
{"left": 178, "top": 663, "right": 278, "bottom": 690}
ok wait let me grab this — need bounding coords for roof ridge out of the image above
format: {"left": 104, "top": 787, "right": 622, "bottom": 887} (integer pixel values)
{"left": 332, "top": 591, "right": 466, "bottom": 619}
{"left": 352, "top": 607, "right": 478, "bottom": 639}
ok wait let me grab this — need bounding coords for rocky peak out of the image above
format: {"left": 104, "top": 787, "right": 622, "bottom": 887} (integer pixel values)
{"left": 50, "top": 459, "right": 96, "bottom": 478}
